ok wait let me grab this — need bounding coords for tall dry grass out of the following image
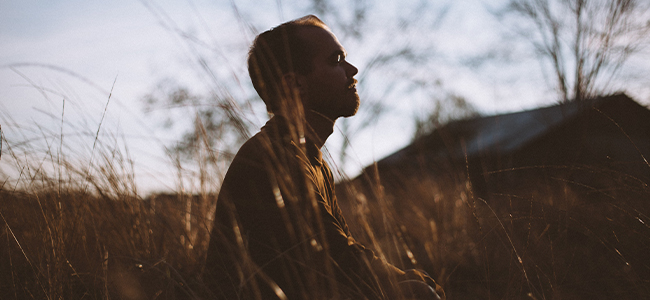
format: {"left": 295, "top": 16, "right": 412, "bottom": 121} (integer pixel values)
{"left": 0, "top": 127, "right": 213, "bottom": 299}
{"left": 3, "top": 107, "right": 649, "bottom": 299}
{"left": 337, "top": 156, "right": 650, "bottom": 299}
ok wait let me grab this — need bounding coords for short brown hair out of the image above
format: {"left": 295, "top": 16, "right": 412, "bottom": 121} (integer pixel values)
{"left": 247, "top": 15, "right": 327, "bottom": 114}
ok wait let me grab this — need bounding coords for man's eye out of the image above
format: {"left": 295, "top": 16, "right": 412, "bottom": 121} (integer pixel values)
{"left": 335, "top": 54, "right": 343, "bottom": 63}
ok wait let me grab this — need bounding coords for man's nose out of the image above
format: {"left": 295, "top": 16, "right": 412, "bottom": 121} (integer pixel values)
{"left": 345, "top": 61, "right": 358, "bottom": 77}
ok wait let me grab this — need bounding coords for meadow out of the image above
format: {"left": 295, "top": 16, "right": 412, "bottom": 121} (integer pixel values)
{"left": 2, "top": 111, "right": 649, "bottom": 300}
{"left": 4, "top": 0, "right": 650, "bottom": 297}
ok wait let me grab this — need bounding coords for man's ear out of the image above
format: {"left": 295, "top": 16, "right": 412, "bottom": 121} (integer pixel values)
{"left": 282, "top": 72, "right": 308, "bottom": 99}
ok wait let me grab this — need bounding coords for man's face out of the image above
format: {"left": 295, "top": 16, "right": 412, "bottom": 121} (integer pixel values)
{"left": 297, "top": 27, "right": 359, "bottom": 120}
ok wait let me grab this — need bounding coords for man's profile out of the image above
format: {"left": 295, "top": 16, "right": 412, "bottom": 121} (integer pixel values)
{"left": 204, "top": 15, "right": 444, "bottom": 300}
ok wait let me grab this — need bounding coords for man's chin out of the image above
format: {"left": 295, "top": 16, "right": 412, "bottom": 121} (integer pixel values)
{"left": 312, "top": 96, "right": 360, "bottom": 119}
{"left": 340, "top": 103, "right": 360, "bottom": 118}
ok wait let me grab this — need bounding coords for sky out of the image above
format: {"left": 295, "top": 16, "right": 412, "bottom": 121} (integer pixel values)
{"left": 2, "top": 0, "right": 649, "bottom": 194}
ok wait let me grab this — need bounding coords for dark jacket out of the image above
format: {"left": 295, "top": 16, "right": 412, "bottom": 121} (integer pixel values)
{"left": 204, "top": 117, "right": 442, "bottom": 299}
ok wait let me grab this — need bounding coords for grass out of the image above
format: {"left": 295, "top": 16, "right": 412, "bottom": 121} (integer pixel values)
{"left": 0, "top": 139, "right": 208, "bottom": 299}
{"left": 2, "top": 109, "right": 649, "bottom": 300}
{"left": 338, "top": 158, "right": 650, "bottom": 299}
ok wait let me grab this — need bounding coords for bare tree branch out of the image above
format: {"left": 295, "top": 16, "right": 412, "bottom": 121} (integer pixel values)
{"left": 503, "top": 0, "right": 650, "bottom": 101}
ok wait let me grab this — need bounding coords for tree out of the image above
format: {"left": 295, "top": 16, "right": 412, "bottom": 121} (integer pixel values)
{"left": 500, "top": 0, "right": 650, "bottom": 102}
{"left": 413, "top": 92, "right": 479, "bottom": 140}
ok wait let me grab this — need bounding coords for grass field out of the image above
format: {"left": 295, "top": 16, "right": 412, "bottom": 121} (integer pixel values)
{"left": 2, "top": 119, "right": 649, "bottom": 300}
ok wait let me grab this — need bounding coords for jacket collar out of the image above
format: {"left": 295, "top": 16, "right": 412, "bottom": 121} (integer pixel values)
{"left": 262, "top": 116, "right": 323, "bottom": 166}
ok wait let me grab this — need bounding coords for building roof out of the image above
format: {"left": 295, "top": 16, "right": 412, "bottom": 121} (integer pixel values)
{"left": 376, "top": 93, "right": 645, "bottom": 169}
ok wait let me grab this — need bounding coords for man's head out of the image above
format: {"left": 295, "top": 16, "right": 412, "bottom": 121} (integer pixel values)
{"left": 248, "top": 15, "right": 359, "bottom": 120}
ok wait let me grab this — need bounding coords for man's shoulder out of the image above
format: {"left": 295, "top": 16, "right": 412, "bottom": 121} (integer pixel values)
{"left": 225, "top": 119, "right": 315, "bottom": 185}
{"left": 227, "top": 126, "right": 292, "bottom": 170}
{"left": 228, "top": 131, "right": 269, "bottom": 169}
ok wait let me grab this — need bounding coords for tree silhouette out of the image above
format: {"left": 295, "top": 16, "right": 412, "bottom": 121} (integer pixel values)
{"left": 500, "top": 0, "right": 650, "bottom": 101}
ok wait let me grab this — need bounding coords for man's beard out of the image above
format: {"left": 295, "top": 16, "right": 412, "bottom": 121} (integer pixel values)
{"left": 341, "top": 93, "right": 360, "bottom": 118}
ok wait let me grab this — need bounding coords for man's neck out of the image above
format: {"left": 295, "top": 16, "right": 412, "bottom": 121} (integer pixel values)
{"left": 304, "top": 110, "right": 335, "bottom": 149}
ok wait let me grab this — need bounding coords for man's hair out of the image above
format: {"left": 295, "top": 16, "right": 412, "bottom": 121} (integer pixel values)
{"left": 248, "top": 15, "right": 328, "bottom": 114}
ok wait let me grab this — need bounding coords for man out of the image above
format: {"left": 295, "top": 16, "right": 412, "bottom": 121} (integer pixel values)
{"left": 204, "top": 15, "right": 444, "bottom": 300}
